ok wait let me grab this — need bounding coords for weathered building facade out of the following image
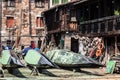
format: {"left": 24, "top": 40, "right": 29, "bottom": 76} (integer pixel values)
{"left": 1, "top": 0, "right": 49, "bottom": 49}
{"left": 43, "top": 0, "right": 120, "bottom": 57}
{"left": 43, "top": 1, "right": 80, "bottom": 52}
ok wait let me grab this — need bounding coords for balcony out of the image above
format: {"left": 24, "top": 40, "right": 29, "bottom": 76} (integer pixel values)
{"left": 79, "top": 15, "right": 120, "bottom": 36}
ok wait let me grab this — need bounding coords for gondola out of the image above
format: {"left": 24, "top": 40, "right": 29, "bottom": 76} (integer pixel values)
{"left": 45, "top": 49, "right": 104, "bottom": 68}
{"left": 24, "top": 49, "right": 57, "bottom": 75}
{"left": 0, "top": 50, "right": 25, "bottom": 76}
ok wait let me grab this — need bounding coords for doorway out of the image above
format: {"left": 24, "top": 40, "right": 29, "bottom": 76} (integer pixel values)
{"left": 105, "top": 37, "right": 115, "bottom": 56}
{"left": 71, "top": 38, "right": 79, "bottom": 53}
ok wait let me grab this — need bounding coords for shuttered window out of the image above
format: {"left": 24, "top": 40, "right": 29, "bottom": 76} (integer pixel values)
{"left": 52, "top": 0, "right": 59, "bottom": 5}
{"left": 36, "top": 17, "right": 44, "bottom": 27}
{"left": 61, "top": 0, "right": 68, "bottom": 3}
{"left": 6, "top": 17, "right": 14, "bottom": 28}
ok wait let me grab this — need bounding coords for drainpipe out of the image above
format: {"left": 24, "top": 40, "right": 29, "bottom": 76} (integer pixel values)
{"left": 29, "top": 0, "right": 32, "bottom": 36}
{"left": 0, "top": 0, "right": 2, "bottom": 54}
{"left": 0, "top": 0, "right": 2, "bottom": 43}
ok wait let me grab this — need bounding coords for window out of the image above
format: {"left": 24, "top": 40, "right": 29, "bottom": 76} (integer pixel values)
{"left": 35, "top": 0, "right": 45, "bottom": 8}
{"left": 61, "top": 0, "right": 68, "bottom": 3}
{"left": 70, "top": 9, "right": 76, "bottom": 21}
{"left": 52, "top": 0, "right": 59, "bottom": 5}
{"left": 36, "top": 17, "right": 44, "bottom": 27}
{"left": 5, "top": 0, "right": 15, "bottom": 7}
{"left": 6, "top": 17, "right": 14, "bottom": 28}
{"left": 54, "top": 10, "right": 60, "bottom": 22}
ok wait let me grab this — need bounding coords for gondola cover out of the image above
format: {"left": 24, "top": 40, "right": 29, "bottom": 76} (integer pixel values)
{"left": 25, "top": 50, "right": 54, "bottom": 67}
{"left": 46, "top": 49, "right": 104, "bottom": 68}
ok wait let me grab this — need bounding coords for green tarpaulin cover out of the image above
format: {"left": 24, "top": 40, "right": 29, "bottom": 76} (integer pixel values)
{"left": 0, "top": 50, "right": 11, "bottom": 65}
{"left": 25, "top": 50, "right": 42, "bottom": 65}
{"left": 25, "top": 50, "right": 54, "bottom": 67}
{"left": 46, "top": 49, "right": 93, "bottom": 65}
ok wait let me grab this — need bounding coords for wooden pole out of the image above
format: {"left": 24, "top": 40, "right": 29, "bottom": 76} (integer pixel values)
{"left": 115, "top": 36, "right": 118, "bottom": 54}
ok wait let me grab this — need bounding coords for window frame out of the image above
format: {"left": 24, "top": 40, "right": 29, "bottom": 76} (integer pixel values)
{"left": 36, "top": 17, "right": 44, "bottom": 28}
{"left": 35, "top": 0, "right": 45, "bottom": 8}
{"left": 5, "top": 0, "right": 15, "bottom": 7}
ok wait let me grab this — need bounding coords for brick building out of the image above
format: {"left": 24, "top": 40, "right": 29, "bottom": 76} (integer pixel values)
{"left": 1, "top": 0, "right": 49, "bottom": 49}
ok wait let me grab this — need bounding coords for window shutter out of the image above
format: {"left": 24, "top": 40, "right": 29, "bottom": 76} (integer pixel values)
{"left": 7, "top": 17, "right": 14, "bottom": 28}
{"left": 40, "top": 17, "right": 44, "bottom": 27}
{"left": 36, "top": 17, "right": 44, "bottom": 27}
{"left": 37, "top": 17, "right": 40, "bottom": 27}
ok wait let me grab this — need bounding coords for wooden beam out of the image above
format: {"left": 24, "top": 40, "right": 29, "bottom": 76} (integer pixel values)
{"left": 80, "top": 15, "right": 120, "bottom": 25}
